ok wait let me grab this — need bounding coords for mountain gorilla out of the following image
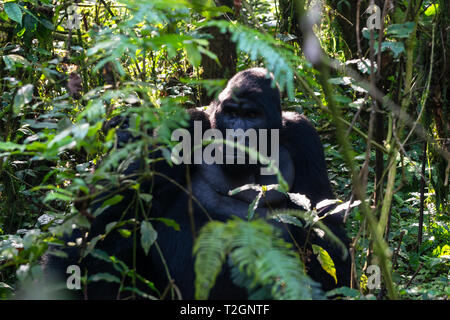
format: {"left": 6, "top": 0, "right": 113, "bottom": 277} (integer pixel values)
{"left": 42, "top": 68, "right": 351, "bottom": 299}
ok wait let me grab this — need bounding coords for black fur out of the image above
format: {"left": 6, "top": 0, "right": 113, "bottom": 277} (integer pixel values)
{"left": 42, "top": 68, "right": 351, "bottom": 299}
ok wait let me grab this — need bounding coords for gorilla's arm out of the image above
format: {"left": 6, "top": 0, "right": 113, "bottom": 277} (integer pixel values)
{"left": 281, "top": 111, "right": 351, "bottom": 290}
{"left": 41, "top": 67, "right": 353, "bottom": 299}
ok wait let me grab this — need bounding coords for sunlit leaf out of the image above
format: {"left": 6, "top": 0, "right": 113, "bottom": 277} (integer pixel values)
{"left": 153, "top": 217, "right": 180, "bottom": 231}
{"left": 312, "top": 244, "right": 337, "bottom": 284}
{"left": 424, "top": 4, "right": 439, "bottom": 16}
{"left": 13, "top": 84, "right": 34, "bottom": 114}
{"left": 287, "top": 193, "right": 311, "bottom": 211}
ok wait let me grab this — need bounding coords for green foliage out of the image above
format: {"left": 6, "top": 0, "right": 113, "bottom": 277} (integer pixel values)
{"left": 193, "top": 218, "right": 320, "bottom": 300}
{"left": 140, "top": 220, "right": 157, "bottom": 255}
{"left": 312, "top": 244, "right": 337, "bottom": 284}
{"left": 0, "top": 0, "right": 448, "bottom": 301}
{"left": 4, "top": 2, "right": 22, "bottom": 25}
{"left": 205, "top": 20, "right": 298, "bottom": 100}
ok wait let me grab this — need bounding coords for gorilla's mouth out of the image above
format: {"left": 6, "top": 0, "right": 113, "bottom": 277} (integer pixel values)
{"left": 217, "top": 144, "right": 257, "bottom": 164}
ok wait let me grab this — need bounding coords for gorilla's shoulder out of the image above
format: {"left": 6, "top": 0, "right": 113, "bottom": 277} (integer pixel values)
{"left": 188, "top": 107, "right": 209, "bottom": 119}
{"left": 187, "top": 107, "right": 212, "bottom": 130}
{"left": 281, "top": 111, "right": 320, "bottom": 141}
{"left": 282, "top": 111, "right": 313, "bottom": 127}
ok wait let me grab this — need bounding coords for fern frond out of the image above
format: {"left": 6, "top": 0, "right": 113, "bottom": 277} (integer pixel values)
{"left": 193, "top": 221, "right": 232, "bottom": 300}
{"left": 255, "top": 247, "right": 317, "bottom": 300}
{"left": 194, "top": 218, "right": 321, "bottom": 300}
{"left": 228, "top": 220, "right": 316, "bottom": 300}
{"left": 270, "top": 208, "right": 348, "bottom": 260}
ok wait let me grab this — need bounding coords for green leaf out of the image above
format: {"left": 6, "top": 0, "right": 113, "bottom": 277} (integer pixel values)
{"left": 153, "top": 217, "right": 180, "bottom": 231}
{"left": 194, "top": 219, "right": 318, "bottom": 300}
{"left": 312, "top": 244, "right": 337, "bottom": 284}
{"left": 377, "top": 41, "right": 405, "bottom": 58}
{"left": 139, "top": 193, "right": 153, "bottom": 203}
{"left": 83, "top": 235, "right": 103, "bottom": 258}
{"left": 23, "top": 120, "right": 58, "bottom": 129}
{"left": 102, "top": 195, "right": 124, "bottom": 207}
{"left": 272, "top": 214, "right": 303, "bottom": 228}
{"left": 247, "top": 192, "right": 262, "bottom": 220}
{"left": 122, "top": 286, "right": 158, "bottom": 300}
{"left": 118, "top": 229, "right": 132, "bottom": 238}
{"left": 325, "top": 200, "right": 361, "bottom": 217}
{"left": 0, "top": 142, "right": 26, "bottom": 151}
{"left": 141, "top": 220, "right": 157, "bottom": 255}
{"left": 276, "top": 170, "right": 290, "bottom": 193}
{"left": 193, "top": 221, "right": 230, "bottom": 299}
{"left": 46, "top": 250, "right": 68, "bottom": 259}
{"left": 93, "top": 194, "right": 124, "bottom": 217}
{"left": 424, "top": 4, "right": 439, "bottom": 16}
{"left": 44, "top": 190, "right": 72, "bottom": 202}
{"left": 326, "top": 286, "right": 361, "bottom": 298}
{"left": 0, "top": 282, "right": 14, "bottom": 292}
{"left": 13, "top": 84, "right": 33, "bottom": 114}
{"left": 73, "top": 123, "right": 90, "bottom": 140}
{"left": 228, "top": 183, "right": 261, "bottom": 196}
{"left": 39, "top": 17, "right": 54, "bottom": 30}
{"left": 4, "top": 2, "right": 22, "bottom": 25}
{"left": 105, "top": 221, "right": 117, "bottom": 234}
{"left": 3, "top": 54, "right": 30, "bottom": 70}
{"left": 89, "top": 273, "right": 121, "bottom": 284}
{"left": 184, "top": 41, "right": 202, "bottom": 67}
{"left": 386, "top": 22, "right": 415, "bottom": 39}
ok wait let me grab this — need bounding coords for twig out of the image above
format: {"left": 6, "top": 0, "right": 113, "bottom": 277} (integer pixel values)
{"left": 356, "top": 0, "right": 362, "bottom": 58}
{"left": 295, "top": 0, "right": 398, "bottom": 299}
{"left": 392, "top": 230, "right": 406, "bottom": 269}
{"left": 405, "top": 263, "right": 423, "bottom": 288}
{"left": 185, "top": 164, "right": 197, "bottom": 241}
{"left": 417, "top": 142, "right": 427, "bottom": 250}
{"left": 99, "top": 0, "right": 115, "bottom": 17}
{"left": 295, "top": 74, "right": 387, "bottom": 153}
{"left": 402, "top": 22, "right": 436, "bottom": 147}
{"left": 376, "top": 0, "right": 390, "bottom": 81}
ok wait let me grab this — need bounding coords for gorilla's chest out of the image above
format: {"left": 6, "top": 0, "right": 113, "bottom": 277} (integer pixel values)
{"left": 190, "top": 146, "right": 295, "bottom": 220}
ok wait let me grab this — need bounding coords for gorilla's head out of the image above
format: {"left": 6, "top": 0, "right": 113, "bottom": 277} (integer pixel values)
{"left": 207, "top": 68, "right": 282, "bottom": 175}
{"left": 210, "top": 68, "right": 282, "bottom": 131}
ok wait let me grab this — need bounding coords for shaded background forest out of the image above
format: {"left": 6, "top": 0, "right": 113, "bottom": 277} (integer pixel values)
{"left": 0, "top": 0, "right": 448, "bottom": 299}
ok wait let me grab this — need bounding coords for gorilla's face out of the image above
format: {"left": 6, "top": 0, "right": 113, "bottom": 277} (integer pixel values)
{"left": 210, "top": 68, "right": 283, "bottom": 175}
{"left": 218, "top": 96, "right": 267, "bottom": 132}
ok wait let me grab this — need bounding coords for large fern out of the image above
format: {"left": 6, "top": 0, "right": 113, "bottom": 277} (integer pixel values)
{"left": 193, "top": 221, "right": 232, "bottom": 299}
{"left": 193, "top": 218, "right": 321, "bottom": 300}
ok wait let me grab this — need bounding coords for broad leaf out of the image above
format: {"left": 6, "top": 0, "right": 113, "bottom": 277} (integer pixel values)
{"left": 89, "top": 273, "right": 121, "bottom": 283}
{"left": 141, "top": 221, "right": 157, "bottom": 255}
{"left": 387, "top": 22, "right": 415, "bottom": 39}
{"left": 312, "top": 244, "right": 337, "bottom": 284}
{"left": 4, "top": 2, "right": 22, "bottom": 25}
{"left": 13, "top": 84, "right": 33, "bottom": 114}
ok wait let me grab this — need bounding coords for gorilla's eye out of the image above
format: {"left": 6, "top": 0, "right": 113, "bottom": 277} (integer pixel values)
{"left": 226, "top": 110, "right": 238, "bottom": 118}
{"left": 223, "top": 105, "right": 239, "bottom": 118}
{"left": 247, "top": 111, "right": 258, "bottom": 118}
{"left": 245, "top": 109, "right": 262, "bottom": 118}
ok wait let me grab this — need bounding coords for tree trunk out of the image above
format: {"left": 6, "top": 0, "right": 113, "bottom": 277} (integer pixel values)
{"left": 200, "top": 0, "right": 237, "bottom": 106}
